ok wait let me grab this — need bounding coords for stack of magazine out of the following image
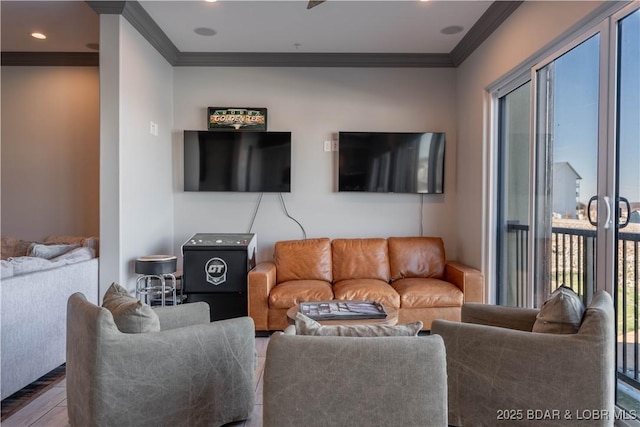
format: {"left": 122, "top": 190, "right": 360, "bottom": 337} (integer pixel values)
{"left": 299, "top": 301, "right": 387, "bottom": 320}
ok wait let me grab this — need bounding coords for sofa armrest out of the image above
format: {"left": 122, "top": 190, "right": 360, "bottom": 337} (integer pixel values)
{"left": 431, "top": 319, "right": 614, "bottom": 427}
{"left": 153, "top": 301, "right": 210, "bottom": 330}
{"left": 444, "top": 261, "right": 484, "bottom": 303}
{"left": 248, "top": 261, "right": 277, "bottom": 330}
{"left": 462, "top": 303, "right": 538, "bottom": 332}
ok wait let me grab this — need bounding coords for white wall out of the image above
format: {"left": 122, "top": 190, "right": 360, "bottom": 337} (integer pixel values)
{"left": 455, "top": 1, "right": 602, "bottom": 281}
{"left": 99, "top": 15, "right": 174, "bottom": 296}
{"left": 173, "top": 67, "right": 458, "bottom": 262}
{"left": 1, "top": 67, "right": 99, "bottom": 241}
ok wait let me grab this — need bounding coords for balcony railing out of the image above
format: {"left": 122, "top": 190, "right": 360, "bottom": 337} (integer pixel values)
{"left": 506, "top": 223, "right": 639, "bottom": 394}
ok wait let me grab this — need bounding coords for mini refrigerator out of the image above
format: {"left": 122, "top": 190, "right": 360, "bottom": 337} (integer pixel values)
{"left": 182, "top": 233, "right": 256, "bottom": 321}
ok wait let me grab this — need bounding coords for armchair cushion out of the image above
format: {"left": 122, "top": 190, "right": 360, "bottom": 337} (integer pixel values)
{"left": 101, "top": 283, "right": 160, "bottom": 333}
{"left": 533, "top": 285, "right": 585, "bottom": 334}
{"left": 462, "top": 303, "right": 538, "bottom": 331}
{"left": 153, "top": 301, "right": 210, "bottom": 330}
{"left": 294, "top": 312, "right": 422, "bottom": 336}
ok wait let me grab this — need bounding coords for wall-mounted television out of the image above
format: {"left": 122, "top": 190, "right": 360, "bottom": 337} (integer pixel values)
{"left": 338, "top": 132, "right": 445, "bottom": 194}
{"left": 184, "top": 130, "right": 291, "bottom": 192}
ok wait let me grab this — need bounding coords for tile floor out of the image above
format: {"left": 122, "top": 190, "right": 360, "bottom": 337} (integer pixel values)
{"left": 2, "top": 337, "right": 270, "bottom": 427}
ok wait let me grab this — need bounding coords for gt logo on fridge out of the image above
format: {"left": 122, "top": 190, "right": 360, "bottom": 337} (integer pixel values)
{"left": 205, "top": 257, "right": 227, "bottom": 285}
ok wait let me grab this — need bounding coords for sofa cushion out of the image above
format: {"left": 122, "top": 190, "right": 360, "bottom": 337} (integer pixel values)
{"left": 101, "top": 283, "right": 161, "bottom": 334}
{"left": 294, "top": 312, "right": 422, "bottom": 336}
{"left": 388, "top": 237, "right": 445, "bottom": 281}
{"left": 532, "top": 285, "right": 585, "bottom": 334}
{"left": 392, "top": 278, "right": 463, "bottom": 308}
{"left": 274, "top": 238, "right": 332, "bottom": 283}
{"left": 332, "top": 238, "right": 390, "bottom": 282}
{"left": 269, "top": 280, "right": 334, "bottom": 310}
{"left": 333, "top": 279, "right": 400, "bottom": 309}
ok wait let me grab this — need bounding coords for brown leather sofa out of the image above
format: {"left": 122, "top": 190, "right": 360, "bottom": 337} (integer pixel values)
{"left": 248, "top": 236, "right": 484, "bottom": 331}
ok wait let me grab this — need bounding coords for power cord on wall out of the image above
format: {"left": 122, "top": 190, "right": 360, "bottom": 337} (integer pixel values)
{"left": 248, "top": 192, "right": 264, "bottom": 234}
{"left": 248, "top": 192, "right": 307, "bottom": 240}
{"left": 279, "top": 193, "right": 307, "bottom": 239}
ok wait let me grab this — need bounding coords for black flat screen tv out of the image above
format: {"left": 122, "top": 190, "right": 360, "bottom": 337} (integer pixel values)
{"left": 338, "top": 132, "right": 445, "bottom": 194}
{"left": 184, "top": 130, "right": 291, "bottom": 192}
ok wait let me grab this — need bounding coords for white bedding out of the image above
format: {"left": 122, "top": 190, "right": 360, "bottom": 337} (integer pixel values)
{"left": 1, "top": 246, "right": 95, "bottom": 279}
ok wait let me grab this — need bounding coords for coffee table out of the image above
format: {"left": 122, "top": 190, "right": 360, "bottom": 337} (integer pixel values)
{"left": 286, "top": 301, "right": 398, "bottom": 326}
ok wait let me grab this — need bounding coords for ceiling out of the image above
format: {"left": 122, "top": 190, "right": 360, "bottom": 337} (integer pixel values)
{"left": 1, "top": 1, "right": 99, "bottom": 53}
{"left": 1, "top": 0, "right": 497, "bottom": 55}
{"left": 140, "top": 1, "right": 493, "bottom": 54}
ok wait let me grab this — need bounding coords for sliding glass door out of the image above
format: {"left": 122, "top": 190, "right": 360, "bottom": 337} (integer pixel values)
{"left": 615, "top": 7, "right": 640, "bottom": 415}
{"left": 533, "top": 33, "right": 601, "bottom": 306}
{"left": 495, "top": 3, "right": 640, "bottom": 414}
{"left": 496, "top": 82, "right": 531, "bottom": 307}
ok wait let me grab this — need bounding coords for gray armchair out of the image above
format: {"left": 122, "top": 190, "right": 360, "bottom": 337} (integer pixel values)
{"left": 263, "top": 332, "right": 448, "bottom": 427}
{"left": 66, "top": 292, "right": 255, "bottom": 427}
{"left": 431, "top": 290, "right": 615, "bottom": 427}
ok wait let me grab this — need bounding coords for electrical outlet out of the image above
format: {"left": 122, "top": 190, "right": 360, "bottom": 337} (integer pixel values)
{"left": 323, "top": 140, "right": 332, "bottom": 152}
{"left": 331, "top": 140, "right": 338, "bottom": 151}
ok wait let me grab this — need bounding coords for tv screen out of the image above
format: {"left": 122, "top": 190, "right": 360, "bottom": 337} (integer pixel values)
{"left": 338, "top": 132, "right": 445, "bottom": 194}
{"left": 184, "top": 130, "right": 291, "bottom": 192}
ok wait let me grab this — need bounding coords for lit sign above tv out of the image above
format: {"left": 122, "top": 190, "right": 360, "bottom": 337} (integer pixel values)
{"left": 207, "top": 107, "right": 267, "bottom": 131}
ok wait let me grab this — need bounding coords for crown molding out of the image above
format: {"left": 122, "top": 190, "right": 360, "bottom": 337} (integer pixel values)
{"left": 175, "top": 52, "right": 454, "bottom": 68}
{"left": 88, "top": 1, "right": 180, "bottom": 64}
{"left": 86, "top": 1, "right": 126, "bottom": 15}
{"left": 1, "top": 52, "right": 99, "bottom": 66}
{"left": 120, "top": 2, "right": 180, "bottom": 64}
{"left": 450, "top": 1, "right": 523, "bottom": 67}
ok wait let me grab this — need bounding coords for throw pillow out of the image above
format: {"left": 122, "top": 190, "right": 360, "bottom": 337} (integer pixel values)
{"left": 50, "top": 246, "right": 95, "bottom": 263}
{"left": 532, "top": 285, "right": 585, "bottom": 334}
{"left": 44, "top": 235, "right": 100, "bottom": 257}
{"left": 27, "top": 243, "right": 81, "bottom": 259}
{"left": 102, "top": 283, "right": 160, "bottom": 334}
{"left": 1, "top": 237, "right": 33, "bottom": 260}
{"left": 294, "top": 312, "right": 422, "bottom": 337}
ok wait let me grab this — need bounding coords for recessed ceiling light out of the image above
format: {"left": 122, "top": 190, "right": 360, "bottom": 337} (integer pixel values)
{"left": 205, "top": 0, "right": 217, "bottom": 2}
{"left": 441, "top": 25, "right": 464, "bottom": 35}
{"left": 194, "top": 27, "right": 217, "bottom": 36}
{"left": 31, "top": 32, "right": 46, "bottom": 40}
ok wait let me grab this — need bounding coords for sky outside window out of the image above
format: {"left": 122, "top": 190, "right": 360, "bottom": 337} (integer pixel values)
{"left": 552, "top": 13, "right": 640, "bottom": 208}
